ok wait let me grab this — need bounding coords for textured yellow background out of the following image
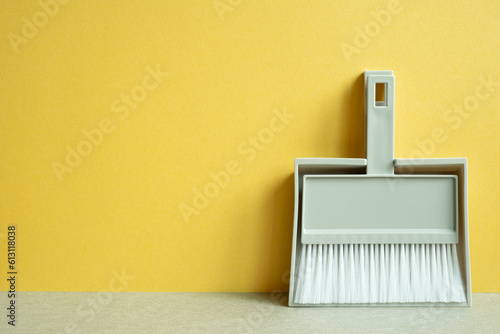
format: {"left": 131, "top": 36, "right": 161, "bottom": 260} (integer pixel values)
{"left": 0, "top": 0, "right": 498, "bottom": 292}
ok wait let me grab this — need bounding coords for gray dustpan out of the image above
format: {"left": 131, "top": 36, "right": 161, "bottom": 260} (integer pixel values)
{"left": 289, "top": 71, "right": 471, "bottom": 306}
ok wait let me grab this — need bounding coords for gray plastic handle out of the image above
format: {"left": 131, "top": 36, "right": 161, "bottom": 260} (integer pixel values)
{"left": 364, "top": 71, "right": 395, "bottom": 175}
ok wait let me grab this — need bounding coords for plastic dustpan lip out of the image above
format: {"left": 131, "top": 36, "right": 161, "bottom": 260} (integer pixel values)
{"left": 294, "top": 157, "right": 367, "bottom": 168}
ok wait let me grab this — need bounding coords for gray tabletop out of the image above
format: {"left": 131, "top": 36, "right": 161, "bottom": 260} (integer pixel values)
{"left": 1, "top": 292, "right": 498, "bottom": 333}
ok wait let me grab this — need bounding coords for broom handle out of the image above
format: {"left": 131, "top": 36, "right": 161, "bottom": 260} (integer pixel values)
{"left": 364, "top": 71, "right": 395, "bottom": 175}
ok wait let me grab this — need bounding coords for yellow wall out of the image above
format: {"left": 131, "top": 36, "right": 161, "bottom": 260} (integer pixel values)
{"left": 0, "top": 0, "right": 498, "bottom": 292}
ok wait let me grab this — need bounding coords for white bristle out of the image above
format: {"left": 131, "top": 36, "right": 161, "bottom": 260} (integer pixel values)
{"left": 294, "top": 244, "right": 466, "bottom": 304}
